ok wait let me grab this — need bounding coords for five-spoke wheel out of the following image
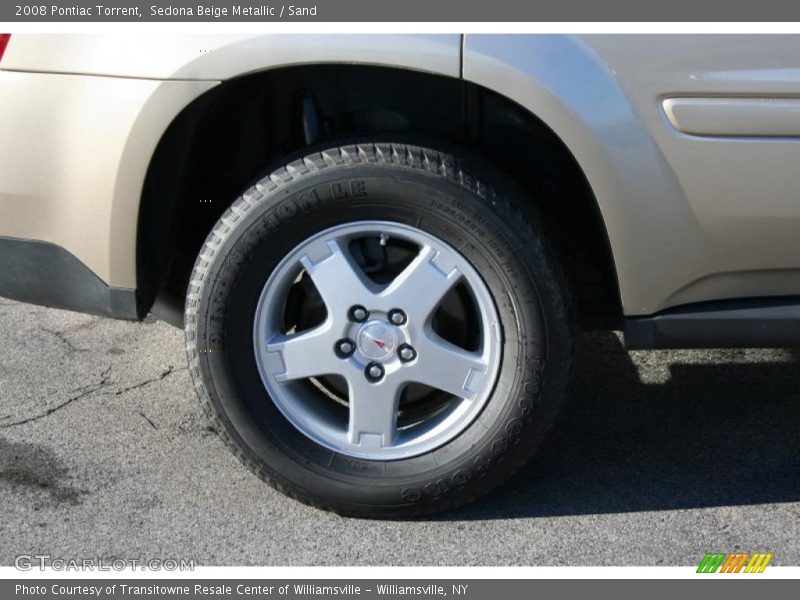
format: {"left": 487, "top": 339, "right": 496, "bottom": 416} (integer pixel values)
{"left": 254, "top": 222, "right": 501, "bottom": 460}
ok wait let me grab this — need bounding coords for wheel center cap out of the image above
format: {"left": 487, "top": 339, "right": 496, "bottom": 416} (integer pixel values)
{"left": 356, "top": 320, "right": 398, "bottom": 360}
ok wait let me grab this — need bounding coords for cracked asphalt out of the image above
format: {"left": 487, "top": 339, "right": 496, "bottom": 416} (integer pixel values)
{"left": 1, "top": 298, "right": 799, "bottom": 566}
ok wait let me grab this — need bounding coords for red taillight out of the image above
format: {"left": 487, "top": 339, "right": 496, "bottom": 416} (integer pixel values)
{"left": 0, "top": 34, "right": 11, "bottom": 63}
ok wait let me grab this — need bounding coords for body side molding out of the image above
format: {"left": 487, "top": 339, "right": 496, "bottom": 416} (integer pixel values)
{"left": 663, "top": 97, "right": 800, "bottom": 137}
{"left": 625, "top": 297, "right": 800, "bottom": 349}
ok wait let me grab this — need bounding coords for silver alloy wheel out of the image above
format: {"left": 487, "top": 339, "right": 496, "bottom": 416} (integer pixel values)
{"left": 253, "top": 221, "right": 501, "bottom": 460}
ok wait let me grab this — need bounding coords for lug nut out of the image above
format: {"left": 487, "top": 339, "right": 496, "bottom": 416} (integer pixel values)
{"left": 335, "top": 339, "right": 355, "bottom": 358}
{"left": 398, "top": 344, "right": 417, "bottom": 362}
{"left": 365, "top": 362, "right": 385, "bottom": 382}
{"left": 388, "top": 309, "right": 407, "bottom": 325}
{"left": 349, "top": 305, "right": 369, "bottom": 323}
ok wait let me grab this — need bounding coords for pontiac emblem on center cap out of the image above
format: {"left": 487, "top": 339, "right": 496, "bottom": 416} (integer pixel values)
{"left": 357, "top": 321, "right": 398, "bottom": 360}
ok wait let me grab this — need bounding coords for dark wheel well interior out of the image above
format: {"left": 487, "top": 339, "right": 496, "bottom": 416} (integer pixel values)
{"left": 138, "top": 64, "right": 622, "bottom": 330}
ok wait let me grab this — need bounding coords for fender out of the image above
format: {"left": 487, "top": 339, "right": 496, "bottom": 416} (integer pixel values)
{"left": 1, "top": 34, "right": 461, "bottom": 291}
{"left": 114, "top": 35, "right": 463, "bottom": 291}
{"left": 463, "top": 35, "right": 701, "bottom": 315}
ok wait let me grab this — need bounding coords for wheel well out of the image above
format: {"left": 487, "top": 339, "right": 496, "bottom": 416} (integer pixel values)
{"left": 138, "top": 64, "right": 622, "bottom": 330}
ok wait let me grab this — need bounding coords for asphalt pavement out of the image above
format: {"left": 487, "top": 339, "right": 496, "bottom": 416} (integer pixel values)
{"left": 1, "top": 298, "right": 799, "bottom": 566}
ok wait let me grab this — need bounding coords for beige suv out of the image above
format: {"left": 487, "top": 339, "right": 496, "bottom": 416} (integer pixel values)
{"left": 2, "top": 33, "right": 800, "bottom": 516}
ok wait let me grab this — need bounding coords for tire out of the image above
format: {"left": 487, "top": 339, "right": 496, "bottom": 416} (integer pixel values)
{"left": 184, "top": 142, "right": 574, "bottom": 517}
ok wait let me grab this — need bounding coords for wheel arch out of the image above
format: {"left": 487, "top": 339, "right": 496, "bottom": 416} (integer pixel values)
{"left": 137, "top": 61, "right": 624, "bottom": 329}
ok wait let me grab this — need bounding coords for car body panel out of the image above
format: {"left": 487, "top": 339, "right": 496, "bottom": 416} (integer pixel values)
{"left": 2, "top": 34, "right": 800, "bottom": 318}
{"left": 0, "top": 34, "right": 462, "bottom": 80}
{"left": 0, "top": 70, "right": 215, "bottom": 288}
{"left": 464, "top": 34, "right": 800, "bottom": 315}
{"left": 0, "top": 34, "right": 460, "bottom": 289}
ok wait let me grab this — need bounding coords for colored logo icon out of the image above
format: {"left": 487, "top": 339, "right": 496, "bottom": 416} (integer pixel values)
{"left": 697, "top": 552, "right": 773, "bottom": 573}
